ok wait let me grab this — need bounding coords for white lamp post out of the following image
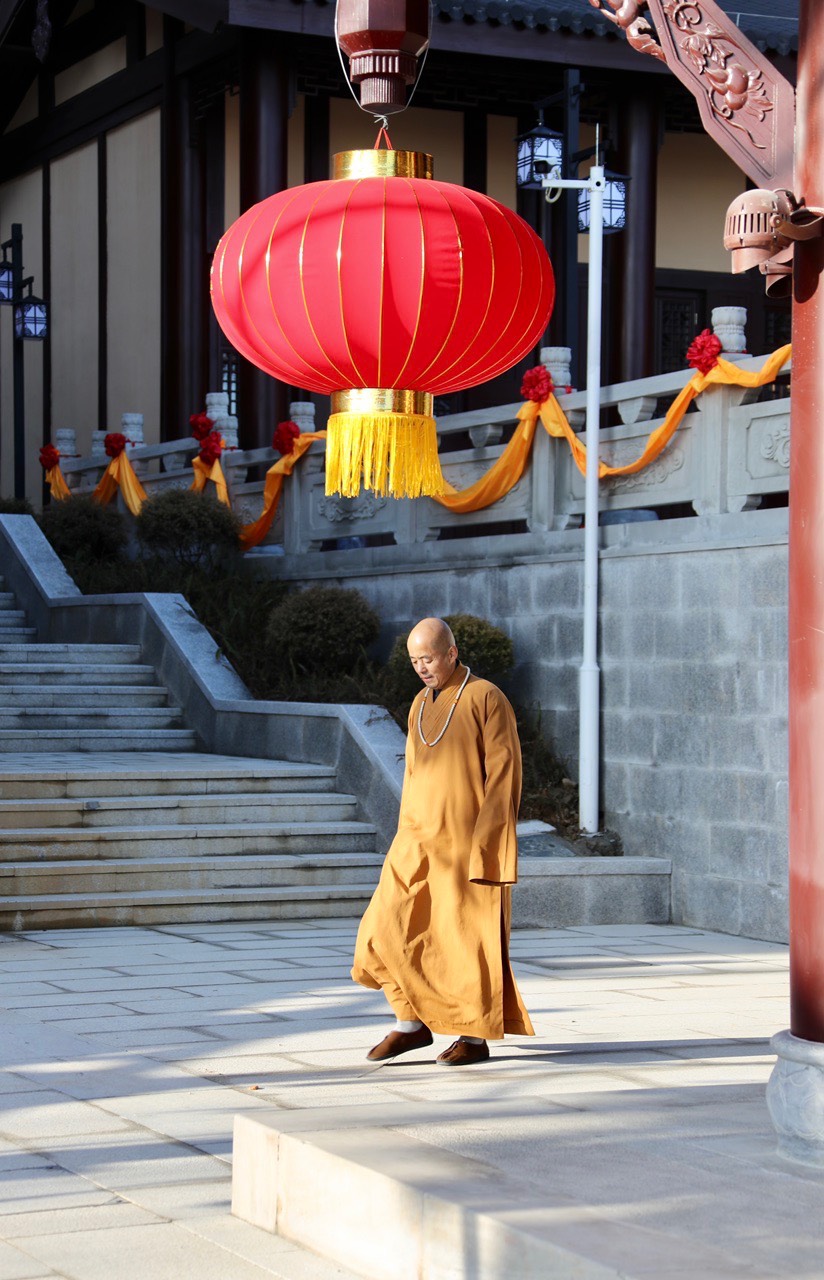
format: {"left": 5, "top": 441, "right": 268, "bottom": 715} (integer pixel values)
{"left": 542, "top": 161, "right": 606, "bottom": 834}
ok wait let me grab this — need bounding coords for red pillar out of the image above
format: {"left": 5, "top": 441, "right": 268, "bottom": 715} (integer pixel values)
{"left": 789, "top": 0, "right": 824, "bottom": 1044}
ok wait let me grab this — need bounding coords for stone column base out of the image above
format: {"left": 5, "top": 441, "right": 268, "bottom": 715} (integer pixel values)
{"left": 766, "top": 1029, "right": 824, "bottom": 1167}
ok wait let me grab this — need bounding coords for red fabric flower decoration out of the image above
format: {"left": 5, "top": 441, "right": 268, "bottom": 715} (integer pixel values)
{"left": 273, "top": 420, "right": 301, "bottom": 456}
{"left": 189, "top": 412, "right": 215, "bottom": 442}
{"left": 39, "top": 444, "right": 60, "bottom": 471}
{"left": 520, "top": 365, "right": 553, "bottom": 404}
{"left": 686, "top": 329, "right": 723, "bottom": 375}
{"left": 104, "top": 433, "right": 128, "bottom": 459}
{"left": 198, "top": 431, "right": 224, "bottom": 466}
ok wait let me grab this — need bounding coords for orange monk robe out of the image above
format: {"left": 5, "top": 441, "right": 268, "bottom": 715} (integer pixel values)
{"left": 352, "top": 664, "right": 534, "bottom": 1040}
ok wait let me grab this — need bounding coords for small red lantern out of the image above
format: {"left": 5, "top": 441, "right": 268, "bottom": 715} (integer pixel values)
{"left": 211, "top": 149, "right": 555, "bottom": 497}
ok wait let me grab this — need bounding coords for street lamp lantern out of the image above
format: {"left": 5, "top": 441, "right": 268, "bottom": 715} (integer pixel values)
{"left": 578, "top": 169, "right": 629, "bottom": 233}
{"left": 14, "top": 284, "right": 48, "bottom": 341}
{"left": 0, "top": 223, "right": 49, "bottom": 498}
{"left": 0, "top": 269, "right": 13, "bottom": 303}
{"left": 516, "top": 117, "right": 565, "bottom": 190}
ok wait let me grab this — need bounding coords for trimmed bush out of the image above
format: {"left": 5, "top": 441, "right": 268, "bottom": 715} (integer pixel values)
{"left": 39, "top": 496, "right": 127, "bottom": 563}
{"left": 136, "top": 489, "right": 241, "bottom": 570}
{"left": 385, "top": 612, "right": 514, "bottom": 697}
{"left": 0, "top": 497, "right": 35, "bottom": 515}
{"left": 444, "top": 613, "right": 513, "bottom": 677}
{"left": 265, "top": 586, "right": 380, "bottom": 675}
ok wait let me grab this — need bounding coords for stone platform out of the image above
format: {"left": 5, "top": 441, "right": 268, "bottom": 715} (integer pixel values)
{"left": 0, "top": 918, "right": 816, "bottom": 1280}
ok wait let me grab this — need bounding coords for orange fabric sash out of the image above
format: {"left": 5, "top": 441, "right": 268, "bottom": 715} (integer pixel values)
{"left": 45, "top": 465, "right": 72, "bottom": 502}
{"left": 191, "top": 455, "right": 230, "bottom": 506}
{"left": 92, "top": 452, "right": 148, "bottom": 515}
{"left": 433, "top": 345, "right": 792, "bottom": 511}
{"left": 239, "top": 432, "right": 326, "bottom": 550}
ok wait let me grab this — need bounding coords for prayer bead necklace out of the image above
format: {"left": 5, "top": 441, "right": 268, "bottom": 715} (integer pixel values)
{"left": 417, "top": 666, "right": 472, "bottom": 747}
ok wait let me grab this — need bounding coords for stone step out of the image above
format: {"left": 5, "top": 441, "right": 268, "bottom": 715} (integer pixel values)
{"left": 0, "top": 643, "right": 143, "bottom": 665}
{"left": 0, "top": 819, "right": 377, "bottom": 860}
{"left": 0, "top": 791, "right": 360, "bottom": 828}
{"left": 0, "top": 729, "right": 198, "bottom": 752}
{"left": 0, "top": 685, "right": 170, "bottom": 707}
{"left": 0, "top": 629, "right": 37, "bottom": 641}
{"left": 232, "top": 1110, "right": 627, "bottom": 1280}
{"left": 0, "top": 752, "right": 337, "bottom": 793}
{"left": 513, "top": 857, "right": 672, "bottom": 928}
{"left": 0, "top": 882, "right": 378, "bottom": 929}
{"left": 0, "top": 663, "right": 159, "bottom": 686}
{"left": 1, "top": 851, "right": 384, "bottom": 895}
{"left": 0, "top": 706, "right": 184, "bottom": 730}
{"left": 0, "top": 593, "right": 16, "bottom": 607}
{"left": 0, "top": 611, "right": 28, "bottom": 624}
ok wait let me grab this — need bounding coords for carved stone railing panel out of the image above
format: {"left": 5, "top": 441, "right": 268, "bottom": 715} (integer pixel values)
{"left": 54, "top": 352, "right": 790, "bottom": 557}
{"left": 728, "top": 397, "right": 792, "bottom": 503}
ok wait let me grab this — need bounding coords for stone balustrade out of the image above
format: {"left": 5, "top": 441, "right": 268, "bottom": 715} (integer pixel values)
{"left": 58, "top": 340, "right": 791, "bottom": 558}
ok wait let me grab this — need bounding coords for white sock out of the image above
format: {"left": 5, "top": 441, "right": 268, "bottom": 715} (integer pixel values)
{"left": 395, "top": 1019, "right": 423, "bottom": 1033}
{"left": 461, "top": 1036, "right": 484, "bottom": 1045}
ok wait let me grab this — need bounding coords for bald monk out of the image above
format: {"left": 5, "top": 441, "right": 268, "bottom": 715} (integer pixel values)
{"left": 352, "top": 617, "right": 534, "bottom": 1065}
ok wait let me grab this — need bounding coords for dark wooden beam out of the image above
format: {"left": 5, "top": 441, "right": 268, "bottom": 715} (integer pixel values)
{"left": 97, "top": 133, "right": 108, "bottom": 431}
{"left": 238, "top": 28, "right": 290, "bottom": 446}
{"left": 608, "top": 91, "right": 661, "bottom": 383}
{"left": 139, "top": 0, "right": 227, "bottom": 34}
{"left": 304, "top": 91, "right": 330, "bottom": 183}
{"left": 0, "top": 29, "right": 235, "bottom": 179}
{"left": 463, "top": 108, "right": 487, "bottom": 193}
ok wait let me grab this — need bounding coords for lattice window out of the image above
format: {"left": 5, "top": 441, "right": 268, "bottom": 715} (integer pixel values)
{"left": 221, "top": 347, "right": 239, "bottom": 416}
{"left": 656, "top": 294, "right": 701, "bottom": 374}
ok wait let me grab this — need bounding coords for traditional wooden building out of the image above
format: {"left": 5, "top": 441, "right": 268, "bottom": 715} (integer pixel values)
{"left": 0, "top": 0, "right": 797, "bottom": 501}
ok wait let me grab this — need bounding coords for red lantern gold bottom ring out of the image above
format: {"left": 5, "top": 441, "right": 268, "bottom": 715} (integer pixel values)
{"left": 326, "top": 389, "right": 444, "bottom": 499}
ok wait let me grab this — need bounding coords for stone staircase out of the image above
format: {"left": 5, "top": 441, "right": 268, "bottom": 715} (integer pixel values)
{"left": 0, "top": 575, "right": 383, "bottom": 929}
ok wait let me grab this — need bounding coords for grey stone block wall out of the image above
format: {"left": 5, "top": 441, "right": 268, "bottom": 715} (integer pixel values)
{"left": 259, "top": 509, "right": 789, "bottom": 943}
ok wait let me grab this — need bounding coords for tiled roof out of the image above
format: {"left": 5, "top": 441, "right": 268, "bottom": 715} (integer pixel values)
{"left": 432, "top": 1, "right": 798, "bottom": 55}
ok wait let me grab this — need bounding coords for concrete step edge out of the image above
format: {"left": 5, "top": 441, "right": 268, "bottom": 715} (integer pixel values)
{"left": 232, "top": 1113, "right": 626, "bottom": 1280}
{"left": 2, "top": 852, "right": 385, "bottom": 873}
{"left": 0, "top": 883, "right": 379, "bottom": 908}
{"left": 0, "top": 791, "right": 359, "bottom": 812}
{"left": 0, "top": 820, "right": 377, "bottom": 840}
{"left": 0, "top": 762, "right": 337, "bottom": 780}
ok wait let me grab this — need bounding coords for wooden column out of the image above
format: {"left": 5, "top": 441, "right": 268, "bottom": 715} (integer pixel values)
{"left": 161, "top": 20, "right": 205, "bottom": 439}
{"left": 239, "top": 32, "right": 290, "bottom": 448}
{"left": 609, "top": 91, "right": 660, "bottom": 384}
{"left": 304, "top": 93, "right": 330, "bottom": 184}
{"left": 463, "top": 109, "right": 487, "bottom": 194}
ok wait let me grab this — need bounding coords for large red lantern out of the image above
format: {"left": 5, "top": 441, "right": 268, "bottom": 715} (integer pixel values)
{"left": 211, "top": 149, "right": 555, "bottom": 497}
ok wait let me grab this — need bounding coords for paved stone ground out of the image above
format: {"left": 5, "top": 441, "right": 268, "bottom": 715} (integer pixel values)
{"left": 0, "top": 919, "right": 816, "bottom": 1279}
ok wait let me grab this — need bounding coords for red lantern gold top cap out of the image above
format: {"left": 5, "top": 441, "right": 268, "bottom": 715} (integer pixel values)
{"left": 333, "top": 149, "right": 433, "bottom": 180}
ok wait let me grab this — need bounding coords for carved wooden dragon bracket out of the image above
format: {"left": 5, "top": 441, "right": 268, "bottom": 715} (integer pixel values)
{"left": 588, "top": 0, "right": 794, "bottom": 190}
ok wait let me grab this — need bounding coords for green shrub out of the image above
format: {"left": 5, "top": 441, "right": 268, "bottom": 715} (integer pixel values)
{"left": 265, "top": 586, "right": 380, "bottom": 675}
{"left": 0, "top": 496, "right": 35, "bottom": 515}
{"left": 39, "top": 496, "right": 127, "bottom": 563}
{"left": 386, "top": 612, "right": 514, "bottom": 693}
{"left": 136, "top": 489, "right": 240, "bottom": 570}
{"left": 445, "top": 613, "right": 513, "bottom": 676}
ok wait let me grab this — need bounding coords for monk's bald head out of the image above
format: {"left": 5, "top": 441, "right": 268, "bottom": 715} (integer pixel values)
{"left": 407, "top": 618, "right": 459, "bottom": 691}
{"left": 408, "top": 617, "right": 455, "bottom": 653}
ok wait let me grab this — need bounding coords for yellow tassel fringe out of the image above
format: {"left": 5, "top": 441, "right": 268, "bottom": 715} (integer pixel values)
{"left": 325, "top": 412, "right": 445, "bottom": 499}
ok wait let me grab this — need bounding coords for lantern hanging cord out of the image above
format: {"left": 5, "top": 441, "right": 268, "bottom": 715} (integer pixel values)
{"left": 333, "top": 0, "right": 433, "bottom": 121}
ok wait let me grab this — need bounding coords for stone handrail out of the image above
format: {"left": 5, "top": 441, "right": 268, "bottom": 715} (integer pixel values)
{"left": 57, "top": 350, "right": 790, "bottom": 554}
